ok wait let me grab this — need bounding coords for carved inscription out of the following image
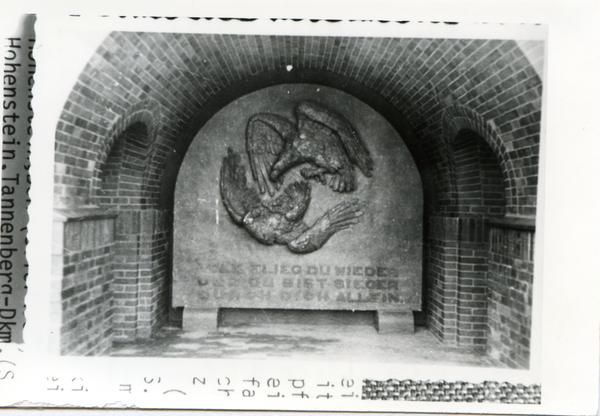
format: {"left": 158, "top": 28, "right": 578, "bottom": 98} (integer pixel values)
{"left": 176, "top": 263, "right": 415, "bottom": 307}
{"left": 191, "top": 263, "right": 400, "bottom": 277}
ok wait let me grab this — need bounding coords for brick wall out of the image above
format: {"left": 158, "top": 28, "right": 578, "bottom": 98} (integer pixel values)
{"left": 487, "top": 222, "right": 535, "bottom": 368}
{"left": 453, "top": 130, "right": 507, "bottom": 347}
{"left": 455, "top": 217, "right": 488, "bottom": 347}
{"left": 52, "top": 210, "right": 116, "bottom": 355}
{"left": 95, "top": 104, "right": 168, "bottom": 342}
{"left": 454, "top": 130, "right": 506, "bottom": 218}
{"left": 426, "top": 215, "right": 459, "bottom": 343}
{"left": 52, "top": 33, "right": 542, "bottom": 364}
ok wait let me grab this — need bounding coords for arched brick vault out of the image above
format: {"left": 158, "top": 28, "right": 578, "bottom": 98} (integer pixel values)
{"left": 441, "top": 104, "right": 514, "bottom": 209}
{"left": 53, "top": 32, "right": 542, "bottom": 366}
{"left": 55, "top": 33, "right": 542, "bottom": 217}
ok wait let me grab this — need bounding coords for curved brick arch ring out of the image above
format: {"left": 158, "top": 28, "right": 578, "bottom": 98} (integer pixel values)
{"left": 101, "top": 98, "right": 162, "bottom": 160}
{"left": 93, "top": 98, "right": 163, "bottom": 197}
{"left": 441, "top": 104, "right": 516, "bottom": 197}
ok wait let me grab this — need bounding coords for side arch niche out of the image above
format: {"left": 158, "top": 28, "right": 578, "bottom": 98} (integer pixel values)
{"left": 172, "top": 84, "right": 424, "bottom": 333}
{"left": 96, "top": 112, "right": 168, "bottom": 341}
{"left": 452, "top": 128, "right": 507, "bottom": 347}
{"left": 453, "top": 128, "right": 507, "bottom": 219}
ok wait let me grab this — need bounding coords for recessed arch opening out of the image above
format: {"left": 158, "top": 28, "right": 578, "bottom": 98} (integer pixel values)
{"left": 96, "top": 120, "right": 168, "bottom": 341}
{"left": 454, "top": 128, "right": 506, "bottom": 219}
{"left": 157, "top": 71, "right": 435, "bottom": 329}
{"left": 452, "top": 128, "right": 507, "bottom": 348}
{"left": 97, "top": 121, "right": 149, "bottom": 208}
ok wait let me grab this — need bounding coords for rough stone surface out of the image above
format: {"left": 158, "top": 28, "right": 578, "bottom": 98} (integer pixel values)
{"left": 173, "top": 85, "right": 423, "bottom": 314}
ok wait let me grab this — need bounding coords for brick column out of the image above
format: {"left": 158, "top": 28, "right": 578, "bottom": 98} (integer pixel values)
{"left": 456, "top": 218, "right": 488, "bottom": 347}
{"left": 426, "top": 215, "right": 459, "bottom": 344}
{"left": 135, "top": 209, "right": 169, "bottom": 338}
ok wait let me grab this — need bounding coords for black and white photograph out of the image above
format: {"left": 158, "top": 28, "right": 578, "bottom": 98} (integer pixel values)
{"left": 49, "top": 28, "right": 542, "bottom": 371}
{"left": 2, "top": 3, "right": 600, "bottom": 414}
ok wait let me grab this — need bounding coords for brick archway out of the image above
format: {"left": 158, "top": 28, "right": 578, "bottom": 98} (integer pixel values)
{"left": 441, "top": 104, "right": 515, "bottom": 214}
{"left": 52, "top": 33, "right": 542, "bottom": 366}
{"left": 55, "top": 34, "right": 542, "bottom": 217}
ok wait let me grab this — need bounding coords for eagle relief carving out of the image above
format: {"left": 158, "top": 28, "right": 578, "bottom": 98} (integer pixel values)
{"left": 219, "top": 101, "right": 374, "bottom": 254}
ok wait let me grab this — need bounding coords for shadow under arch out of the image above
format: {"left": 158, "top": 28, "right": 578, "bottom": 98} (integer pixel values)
{"left": 93, "top": 98, "right": 163, "bottom": 206}
{"left": 451, "top": 127, "right": 507, "bottom": 347}
{"left": 441, "top": 104, "right": 514, "bottom": 215}
{"left": 157, "top": 68, "right": 437, "bottom": 326}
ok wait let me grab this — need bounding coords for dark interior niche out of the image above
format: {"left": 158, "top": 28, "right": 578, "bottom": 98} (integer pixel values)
{"left": 98, "top": 122, "right": 148, "bottom": 209}
{"left": 452, "top": 129, "right": 507, "bottom": 347}
{"left": 454, "top": 129, "right": 506, "bottom": 218}
{"left": 96, "top": 121, "right": 159, "bottom": 340}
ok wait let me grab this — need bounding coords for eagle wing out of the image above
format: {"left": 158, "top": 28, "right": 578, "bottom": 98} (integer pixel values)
{"left": 220, "top": 148, "right": 262, "bottom": 224}
{"left": 296, "top": 101, "right": 374, "bottom": 178}
{"left": 246, "top": 113, "right": 297, "bottom": 196}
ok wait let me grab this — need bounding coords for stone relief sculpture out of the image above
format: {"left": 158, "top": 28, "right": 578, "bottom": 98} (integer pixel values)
{"left": 220, "top": 148, "right": 364, "bottom": 253}
{"left": 246, "top": 101, "right": 374, "bottom": 195}
{"left": 219, "top": 101, "right": 374, "bottom": 253}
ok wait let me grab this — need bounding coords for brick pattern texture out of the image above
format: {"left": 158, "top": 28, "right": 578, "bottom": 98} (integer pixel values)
{"left": 59, "top": 218, "right": 115, "bottom": 355}
{"left": 425, "top": 216, "right": 459, "bottom": 343}
{"left": 54, "top": 35, "right": 542, "bottom": 214}
{"left": 95, "top": 114, "right": 169, "bottom": 341}
{"left": 52, "top": 33, "right": 543, "bottom": 364}
{"left": 487, "top": 226, "right": 535, "bottom": 368}
{"left": 454, "top": 130, "right": 506, "bottom": 347}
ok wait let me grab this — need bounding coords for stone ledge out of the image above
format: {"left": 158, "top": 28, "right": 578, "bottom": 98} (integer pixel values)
{"left": 487, "top": 216, "right": 536, "bottom": 231}
{"left": 54, "top": 206, "right": 117, "bottom": 223}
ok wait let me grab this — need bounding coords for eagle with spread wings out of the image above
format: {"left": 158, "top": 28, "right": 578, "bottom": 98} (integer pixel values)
{"left": 220, "top": 148, "right": 365, "bottom": 254}
{"left": 246, "top": 101, "right": 374, "bottom": 196}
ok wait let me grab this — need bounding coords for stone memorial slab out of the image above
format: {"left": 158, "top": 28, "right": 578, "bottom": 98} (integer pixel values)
{"left": 173, "top": 84, "right": 423, "bottom": 331}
